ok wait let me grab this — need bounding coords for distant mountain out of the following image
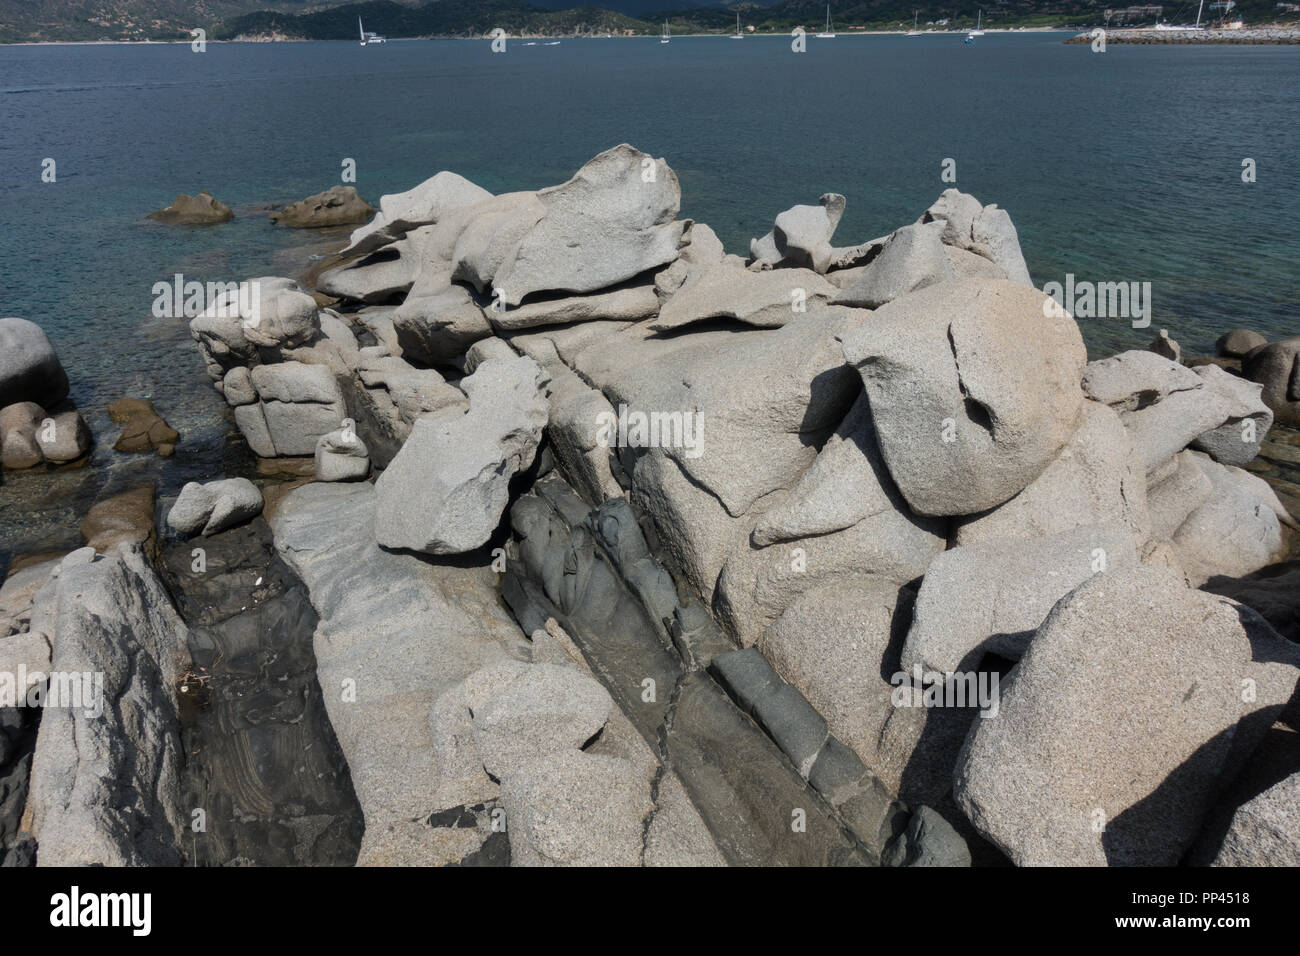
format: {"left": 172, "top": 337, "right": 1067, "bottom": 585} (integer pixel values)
{"left": 0, "top": 0, "right": 317, "bottom": 42}
{"left": 214, "top": 1, "right": 652, "bottom": 40}
{"left": 1, "top": 0, "right": 1289, "bottom": 42}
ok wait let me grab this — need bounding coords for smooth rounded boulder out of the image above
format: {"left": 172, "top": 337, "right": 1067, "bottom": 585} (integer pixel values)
{"left": 839, "top": 278, "right": 1087, "bottom": 517}
{"left": 1242, "top": 336, "right": 1300, "bottom": 427}
{"left": 0, "top": 318, "right": 70, "bottom": 409}
{"left": 166, "top": 477, "right": 264, "bottom": 536}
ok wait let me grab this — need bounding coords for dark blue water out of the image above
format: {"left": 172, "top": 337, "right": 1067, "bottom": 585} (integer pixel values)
{"left": 1, "top": 34, "right": 1298, "bottom": 554}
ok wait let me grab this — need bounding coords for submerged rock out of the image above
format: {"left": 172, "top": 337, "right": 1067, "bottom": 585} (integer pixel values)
{"left": 109, "top": 397, "right": 179, "bottom": 456}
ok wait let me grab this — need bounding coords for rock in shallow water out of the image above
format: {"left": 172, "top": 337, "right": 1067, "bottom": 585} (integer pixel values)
{"left": 167, "top": 477, "right": 264, "bottom": 537}
{"left": 270, "top": 185, "right": 374, "bottom": 228}
{"left": 147, "top": 190, "right": 233, "bottom": 225}
{"left": 0, "top": 318, "right": 69, "bottom": 411}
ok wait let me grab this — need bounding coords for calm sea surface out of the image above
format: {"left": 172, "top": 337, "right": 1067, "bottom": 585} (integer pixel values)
{"left": 1, "top": 35, "right": 1298, "bottom": 557}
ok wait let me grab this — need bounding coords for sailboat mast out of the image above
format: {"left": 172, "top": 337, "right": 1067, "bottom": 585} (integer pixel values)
{"left": 1195, "top": 0, "right": 1205, "bottom": 26}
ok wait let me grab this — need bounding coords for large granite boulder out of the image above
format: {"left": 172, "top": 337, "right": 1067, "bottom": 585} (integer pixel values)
{"left": 375, "top": 356, "right": 549, "bottom": 554}
{"left": 25, "top": 546, "right": 191, "bottom": 865}
{"left": 391, "top": 280, "right": 492, "bottom": 364}
{"left": 475, "top": 145, "right": 685, "bottom": 307}
{"left": 917, "top": 189, "right": 1032, "bottom": 285}
{"left": 342, "top": 171, "right": 494, "bottom": 258}
{"left": 902, "top": 525, "right": 1138, "bottom": 674}
{"left": 651, "top": 261, "right": 837, "bottom": 332}
{"left": 318, "top": 232, "right": 427, "bottom": 303}
{"left": 1188, "top": 363, "right": 1273, "bottom": 467}
{"left": 1084, "top": 351, "right": 1271, "bottom": 472}
{"left": 839, "top": 278, "right": 1086, "bottom": 516}
{"left": 605, "top": 310, "right": 866, "bottom": 519}
{"left": 491, "top": 285, "right": 660, "bottom": 333}
{"left": 0, "top": 318, "right": 69, "bottom": 409}
{"left": 750, "top": 392, "right": 902, "bottom": 546}
{"left": 1211, "top": 771, "right": 1300, "bottom": 866}
{"left": 1170, "top": 452, "right": 1288, "bottom": 586}
{"left": 238, "top": 279, "right": 321, "bottom": 349}
{"left": 470, "top": 663, "right": 613, "bottom": 780}
{"left": 831, "top": 221, "right": 955, "bottom": 309}
{"left": 1216, "top": 329, "right": 1267, "bottom": 359}
{"left": 655, "top": 222, "right": 727, "bottom": 300}
{"left": 499, "top": 751, "right": 653, "bottom": 867}
{"left": 1242, "top": 336, "right": 1300, "bottom": 427}
{"left": 270, "top": 482, "right": 530, "bottom": 865}
{"left": 954, "top": 400, "right": 1149, "bottom": 546}
{"left": 750, "top": 193, "right": 846, "bottom": 273}
{"left": 954, "top": 566, "right": 1300, "bottom": 866}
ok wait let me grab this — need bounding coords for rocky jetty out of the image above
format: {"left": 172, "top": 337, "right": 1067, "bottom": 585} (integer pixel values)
{"left": 3, "top": 144, "right": 1298, "bottom": 867}
{"left": 1066, "top": 28, "right": 1300, "bottom": 45}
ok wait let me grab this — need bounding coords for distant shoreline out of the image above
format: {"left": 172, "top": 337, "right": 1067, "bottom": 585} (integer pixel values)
{"left": 7, "top": 25, "right": 1300, "bottom": 46}
{"left": 3, "top": 29, "right": 1080, "bottom": 46}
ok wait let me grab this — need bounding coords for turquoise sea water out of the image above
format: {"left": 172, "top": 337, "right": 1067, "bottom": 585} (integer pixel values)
{"left": 1, "top": 34, "right": 1298, "bottom": 556}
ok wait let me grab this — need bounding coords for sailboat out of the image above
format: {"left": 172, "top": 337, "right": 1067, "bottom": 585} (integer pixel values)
{"left": 907, "top": 11, "right": 922, "bottom": 35}
{"left": 816, "top": 4, "right": 836, "bottom": 38}
{"left": 731, "top": 13, "right": 744, "bottom": 38}
{"left": 1155, "top": 0, "right": 1206, "bottom": 28}
{"left": 662, "top": 20, "right": 670, "bottom": 43}
{"left": 967, "top": 9, "right": 984, "bottom": 37}
{"left": 358, "top": 16, "right": 386, "bottom": 45}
